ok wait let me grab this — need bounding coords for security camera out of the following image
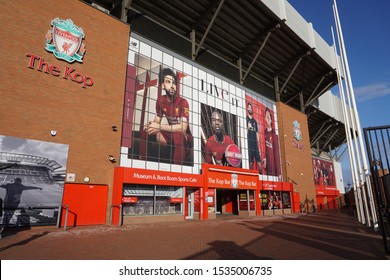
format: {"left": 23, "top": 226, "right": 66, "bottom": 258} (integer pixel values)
{"left": 108, "top": 155, "right": 116, "bottom": 163}
{"left": 50, "top": 130, "right": 57, "bottom": 137}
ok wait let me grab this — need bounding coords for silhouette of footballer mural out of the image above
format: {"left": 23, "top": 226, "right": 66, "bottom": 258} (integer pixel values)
{"left": 0, "top": 135, "right": 68, "bottom": 227}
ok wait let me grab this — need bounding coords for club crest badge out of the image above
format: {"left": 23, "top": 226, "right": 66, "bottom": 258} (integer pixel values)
{"left": 45, "top": 18, "right": 86, "bottom": 63}
{"left": 231, "top": 174, "right": 238, "bottom": 188}
{"left": 293, "top": 120, "right": 302, "bottom": 141}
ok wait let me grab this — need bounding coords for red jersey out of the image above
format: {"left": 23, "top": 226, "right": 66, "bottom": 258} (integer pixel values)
{"left": 156, "top": 95, "right": 191, "bottom": 134}
{"left": 264, "top": 128, "right": 281, "bottom": 176}
{"left": 205, "top": 135, "right": 235, "bottom": 165}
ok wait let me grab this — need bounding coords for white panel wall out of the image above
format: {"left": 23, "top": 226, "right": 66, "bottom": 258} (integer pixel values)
{"left": 333, "top": 161, "right": 345, "bottom": 194}
{"left": 318, "top": 91, "right": 336, "bottom": 117}
{"left": 284, "top": 3, "right": 313, "bottom": 47}
{"left": 314, "top": 30, "right": 335, "bottom": 68}
{"left": 261, "top": 0, "right": 286, "bottom": 20}
{"left": 317, "top": 91, "right": 356, "bottom": 125}
{"left": 261, "top": 0, "right": 336, "bottom": 69}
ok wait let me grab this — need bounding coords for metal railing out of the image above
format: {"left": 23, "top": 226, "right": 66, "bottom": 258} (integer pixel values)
{"left": 56, "top": 204, "right": 69, "bottom": 231}
{"left": 0, "top": 206, "right": 59, "bottom": 227}
{"left": 364, "top": 125, "right": 390, "bottom": 255}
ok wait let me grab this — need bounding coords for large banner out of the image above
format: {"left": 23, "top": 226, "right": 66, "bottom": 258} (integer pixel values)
{"left": 245, "top": 94, "right": 281, "bottom": 178}
{"left": 200, "top": 104, "right": 240, "bottom": 167}
{"left": 0, "top": 135, "right": 68, "bottom": 227}
{"left": 120, "top": 35, "right": 282, "bottom": 180}
{"left": 121, "top": 48, "right": 195, "bottom": 170}
{"left": 312, "top": 157, "right": 336, "bottom": 187}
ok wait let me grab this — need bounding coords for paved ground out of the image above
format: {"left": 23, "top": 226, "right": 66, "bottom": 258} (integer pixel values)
{"left": 0, "top": 210, "right": 388, "bottom": 260}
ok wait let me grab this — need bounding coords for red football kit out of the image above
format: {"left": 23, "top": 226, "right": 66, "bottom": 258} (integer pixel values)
{"left": 264, "top": 128, "right": 281, "bottom": 176}
{"left": 205, "top": 134, "right": 235, "bottom": 165}
{"left": 140, "top": 94, "right": 192, "bottom": 165}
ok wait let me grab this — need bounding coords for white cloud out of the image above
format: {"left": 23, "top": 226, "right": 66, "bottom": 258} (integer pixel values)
{"left": 15, "top": 140, "right": 69, "bottom": 167}
{"left": 0, "top": 135, "right": 69, "bottom": 167}
{"left": 354, "top": 83, "right": 390, "bottom": 102}
{"left": 0, "top": 136, "right": 4, "bottom": 152}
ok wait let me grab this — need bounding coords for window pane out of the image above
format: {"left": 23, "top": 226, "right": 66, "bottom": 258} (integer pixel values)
{"left": 123, "top": 185, "right": 154, "bottom": 216}
{"left": 156, "top": 186, "right": 183, "bottom": 215}
{"left": 249, "top": 191, "right": 255, "bottom": 211}
{"left": 123, "top": 196, "right": 154, "bottom": 216}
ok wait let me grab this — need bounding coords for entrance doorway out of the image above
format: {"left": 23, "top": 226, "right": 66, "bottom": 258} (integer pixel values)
{"left": 216, "top": 189, "right": 238, "bottom": 215}
{"left": 185, "top": 188, "right": 196, "bottom": 219}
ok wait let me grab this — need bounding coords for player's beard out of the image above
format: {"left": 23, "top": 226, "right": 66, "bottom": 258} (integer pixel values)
{"left": 165, "top": 88, "right": 176, "bottom": 100}
{"left": 215, "top": 131, "right": 224, "bottom": 142}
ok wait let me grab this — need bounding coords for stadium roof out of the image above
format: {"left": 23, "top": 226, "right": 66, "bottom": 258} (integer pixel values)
{"left": 0, "top": 152, "right": 62, "bottom": 171}
{"left": 85, "top": 0, "right": 347, "bottom": 155}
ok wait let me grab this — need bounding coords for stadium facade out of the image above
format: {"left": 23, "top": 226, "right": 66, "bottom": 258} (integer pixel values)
{"left": 0, "top": 0, "right": 347, "bottom": 227}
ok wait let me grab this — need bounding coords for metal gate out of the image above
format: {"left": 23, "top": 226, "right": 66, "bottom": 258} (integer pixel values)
{"left": 364, "top": 125, "right": 390, "bottom": 255}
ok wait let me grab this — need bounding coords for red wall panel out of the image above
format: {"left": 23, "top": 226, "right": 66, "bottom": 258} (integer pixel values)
{"left": 61, "top": 184, "right": 108, "bottom": 226}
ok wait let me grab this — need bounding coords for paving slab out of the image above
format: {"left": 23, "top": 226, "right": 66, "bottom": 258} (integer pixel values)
{"left": 0, "top": 211, "right": 388, "bottom": 260}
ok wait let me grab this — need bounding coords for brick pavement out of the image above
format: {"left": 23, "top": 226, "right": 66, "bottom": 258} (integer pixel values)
{"left": 0, "top": 210, "right": 388, "bottom": 260}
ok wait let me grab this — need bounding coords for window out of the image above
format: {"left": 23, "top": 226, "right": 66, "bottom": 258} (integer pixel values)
{"left": 122, "top": 184, "right": 183, "bottom": 216}
{"left": 261, "top": 191, "right": 291, "bottom": 210}
{"left": 239, "top": 190, "right": 256, "bottom": 211}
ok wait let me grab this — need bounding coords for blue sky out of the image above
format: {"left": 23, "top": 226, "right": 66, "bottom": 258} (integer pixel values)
{"left": 288, "top": 0, "right": 390, "bottom": 187}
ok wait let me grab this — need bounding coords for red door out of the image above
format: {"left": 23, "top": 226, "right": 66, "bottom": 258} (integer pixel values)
{"left": 317, "top": 196, "right": 325, "bottom": 210}
{"left": 223, "top": 191, "right": 238, "bottom": 214}
{"left": 61, "top": 184, "right": 108, "bottom": 226}
{"left": 293, "top": 192, "right": 301, "bottom": 213}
